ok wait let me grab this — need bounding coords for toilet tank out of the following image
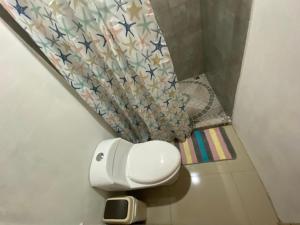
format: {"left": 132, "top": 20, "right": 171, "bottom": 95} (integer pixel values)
{"left": 89, "top": 138, "right": 119, "bottom": 189}
{"left": 89, "top": 138, "right": 133, "bottom": 191}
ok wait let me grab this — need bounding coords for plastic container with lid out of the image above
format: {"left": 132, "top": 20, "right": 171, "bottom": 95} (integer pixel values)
{"left": 103, "top": 196, "right": 146, "bottom": 224}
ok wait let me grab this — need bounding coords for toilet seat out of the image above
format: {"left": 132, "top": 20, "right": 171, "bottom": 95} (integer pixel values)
{"left": 127, "top": 141, "right": 181, "bottom": 184}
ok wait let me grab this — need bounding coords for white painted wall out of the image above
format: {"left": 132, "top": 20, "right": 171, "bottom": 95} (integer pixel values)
{"left": 233, "top": 0, "right": 300, "bottom": 223}
{"left": 0, "top": 21, "right": 114, "bottom": 225}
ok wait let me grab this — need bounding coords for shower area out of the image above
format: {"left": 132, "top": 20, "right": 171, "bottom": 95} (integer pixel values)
{"left": 152, "top": 0, "right": 252, "bottom": 128}
{"left": 0, "top": 0, "right": 252, "bottom": 140}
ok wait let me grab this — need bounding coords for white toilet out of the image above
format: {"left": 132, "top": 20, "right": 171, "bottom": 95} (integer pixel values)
{"left": 89, "top": 138, "right": 181, "bottom": 191}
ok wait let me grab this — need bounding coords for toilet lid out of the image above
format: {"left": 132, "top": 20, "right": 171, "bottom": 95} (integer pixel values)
{"left": 127, "top": 141, "right": 181, "bottom": 184}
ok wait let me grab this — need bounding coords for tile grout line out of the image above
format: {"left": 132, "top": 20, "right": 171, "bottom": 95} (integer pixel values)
{"left": 228, "top": 127, "right": 281, "bottom": 223}
{"left": 167, "top": 185, "right": 174, "bottom": 225}
{"left": 249, "top": 170, "right": 282, "bottom": 224}
{"left": 230, "top": 171, "right": 281, "bottom": 225}
{"left": 169, "top": 204, "right": 173, "bottom": 225}
{"left": 229, "top": 172, "right": 254, "bottom": 225}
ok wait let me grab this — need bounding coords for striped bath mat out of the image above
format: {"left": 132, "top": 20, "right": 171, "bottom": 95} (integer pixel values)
{"left": 176, "top": 126, "right": 236, "bottom": 165}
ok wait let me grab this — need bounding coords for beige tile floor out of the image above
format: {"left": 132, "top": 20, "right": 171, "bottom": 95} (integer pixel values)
{"left": 130, "top": 126, "right": 279, "bottom": 225}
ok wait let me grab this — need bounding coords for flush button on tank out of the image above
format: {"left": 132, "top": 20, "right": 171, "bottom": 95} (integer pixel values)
{"left": 96, "top": 152, "right": 104, "bottom": 161}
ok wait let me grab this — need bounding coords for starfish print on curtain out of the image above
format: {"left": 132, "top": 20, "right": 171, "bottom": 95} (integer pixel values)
{"left": 2, "top": 0, "right": 192, "bottom": 143}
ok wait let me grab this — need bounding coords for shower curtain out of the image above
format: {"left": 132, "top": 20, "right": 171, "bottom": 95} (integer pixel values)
{"left": 2, "top": 0, "right": 191, "bottom": 142}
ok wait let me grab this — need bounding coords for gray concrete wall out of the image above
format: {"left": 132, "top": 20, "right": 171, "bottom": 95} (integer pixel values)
{"left": 152, "top": 0, "right": 204, "bottom": 80}
{"left": 200, "top": 0, "right": 252, "bottom": 115}
{"left": 152, "top": 0, "right": 252, "bottom": 115}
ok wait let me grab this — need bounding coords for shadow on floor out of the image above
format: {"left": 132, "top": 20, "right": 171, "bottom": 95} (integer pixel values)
{"left": 127, "top": 166, "right": 191, "bottom": 207}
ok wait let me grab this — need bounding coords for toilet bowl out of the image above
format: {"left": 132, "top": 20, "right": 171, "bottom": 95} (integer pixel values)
{"left": 89, "top": 138, "right": 181, "bottom": 191}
